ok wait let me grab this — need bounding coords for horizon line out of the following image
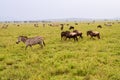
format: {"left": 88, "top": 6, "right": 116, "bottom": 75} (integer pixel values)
{"left": 0, "top": 17, "right": 120, "bottom": 22}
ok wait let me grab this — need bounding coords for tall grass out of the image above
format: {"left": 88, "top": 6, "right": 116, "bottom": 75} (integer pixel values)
{"left": 0, "top": 22, "right": 120, "bottom": 80}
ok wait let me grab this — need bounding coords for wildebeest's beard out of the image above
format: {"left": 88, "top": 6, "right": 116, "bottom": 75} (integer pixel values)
{"left": 87, "top": 31, "right": 92, "bottom": 36}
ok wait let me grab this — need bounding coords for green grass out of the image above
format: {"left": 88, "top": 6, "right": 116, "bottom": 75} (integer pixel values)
{"left": 0, "top": 22, "right": 120, "bottom": 80}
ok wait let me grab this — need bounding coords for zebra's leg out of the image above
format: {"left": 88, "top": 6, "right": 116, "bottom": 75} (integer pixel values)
{"left": 39, "top": 43, "right": 43, "bottom": 48}
{"left": 43, "top": 41, "right": 45, "bottom": 46}
{"left": 25, "top": 45, "right": 28, "bottom": 50}
{"left": 29, "top": 45, "right": 33, "bottom": 50}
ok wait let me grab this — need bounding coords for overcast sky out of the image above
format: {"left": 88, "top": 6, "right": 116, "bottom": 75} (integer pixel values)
{"left": 0, "top": 0, "right": 120, "bottom": 21}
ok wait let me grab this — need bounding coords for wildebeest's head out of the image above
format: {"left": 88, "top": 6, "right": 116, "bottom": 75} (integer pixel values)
{"left": 16, "top": 36, "right": 28, "bottom": 44}
{"left": 87, "top": 30, "right": 92, "bottom": 36}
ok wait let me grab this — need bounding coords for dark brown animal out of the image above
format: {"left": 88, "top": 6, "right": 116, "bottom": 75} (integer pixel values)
{"left": 66, "top": 24, "right": 69, "bottom": 26}
{"left": 73, "top": 30, "right": 83, "bottom": 38}
{"left": 34, "top": 24, "right": 39, "bottom": 27}
{"left": 88, "top": 23, "right": 90, "bottom": 25}
{"left": 97, "top": 25, "right": 102, "bottom": 28}
{"left": 61, "top": 31, "right": 70, "bottom": 40}
{"left": 48, "top": 24, "right": 53, "bottom": 26}
{"left": 69, "top": 26, "right": 74, "bottom": 30}
{"left": 60, "top": 24, "right": 64, "bottom": 30}
{"left": 61, "top": 31, "right": 78, "bottom": 41}
{"left": 75, "top": 23, "right": 78, "bottom": 25}
{"left": 16, "top": 36, "right": 45, "bottom": 50}
{"left": 43, "top": 24, "right": 45, "bottom": 27}
{"left": 66, "top": 32, "right": 78, "bottom": 41}
{"left": 87, "top": 30, "right": 100, "bottom": 39}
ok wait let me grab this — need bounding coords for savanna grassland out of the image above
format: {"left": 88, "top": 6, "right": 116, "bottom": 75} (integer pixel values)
{"left": 0, "top": 21, "right": 120, "bottom": 80}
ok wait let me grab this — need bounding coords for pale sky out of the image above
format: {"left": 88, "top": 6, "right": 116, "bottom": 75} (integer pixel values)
{"left": 0, "top": 0, "right": 120, "bottom": 21}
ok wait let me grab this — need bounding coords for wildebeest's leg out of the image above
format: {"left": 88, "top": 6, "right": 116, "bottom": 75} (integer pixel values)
{"left": 97, "top": 34, "right": 100, "bottom": 39}
{"left": 90, "top": 35, "right": 93, "bottom": 39}
{"left": 64, "top": 37, "right": 67, "bottom": 40}
{"left": 73, "top": 37, "right": 78, "bottom": 41}
{"left": 61, "top": 36, "right": 63, "bottom": 40}
{"left": 91, "top": 36, "right": 96, "bottom": 40}
{"left": 73, "top": 37, "right": 75, "bottom": 41}
{"left": 80, "top": 34, "right": 83, "bottom": 39}
{"left": 80, "top": 36, "right": 83, "bottom": 39}
{"left": 75, "top": 36, "right": 78, "bottom": 41}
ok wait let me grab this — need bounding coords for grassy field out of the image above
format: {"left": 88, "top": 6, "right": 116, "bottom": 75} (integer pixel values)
{"left": 0, "top": 21, "right": 120, "bottom": 80}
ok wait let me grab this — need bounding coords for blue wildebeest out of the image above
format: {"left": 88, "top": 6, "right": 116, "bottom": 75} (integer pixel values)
{"left": 73, "top": 30, "right": 83, "bottom": 39}
{"left": 75, "top": 23, "right": 78, "bottom": 25}
{"left": 43, "top": 24, "right": 45, "bottom": 27}
{"left": 66, "top": 24, "right": 69, "bottom": 26}
{"left": 61, "top": 31, "right": 78, "bottom": 41}
{"left": 87, "top": 30, "right": 100, "bottom": 39}
{"left": 61, "top": 31, "right": 70, "bottom": 40}
{"left": 60, "top": 24, "right": 64, "bottom": 30}
{"left": 69, "top": 26, "right": 74, "bottom": 30}
{"left": 34, "top": 24, "right": 39, "bottom": 27}
{"left": 97, "top": 25, "right": 102, "bottom": 28}
{"left": 16, "top": 36, "right": 45, "bottom": 50}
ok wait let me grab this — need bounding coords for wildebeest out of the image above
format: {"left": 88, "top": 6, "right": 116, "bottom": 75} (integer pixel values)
{"left": 60, "top": 24, "right": 64, "bottom": 30}
{"left": 87, "top": 30, "right": 100, "bottom": 39}
{"left": 16, "top": 36, "right": 45, "bottom": 50}
{"left": 34, "top": 24, "right": 39, "bottom": 27}
{"left": 66, "top": 24, "right": 69, "bottom": 26}
{"left": 61, "top": 31, "right": 70, "bottom": 40}
{"left": 97, "top": 25, "right": 102, "bottom": 28}
{"left": 69, "top": 26, "right": 74, "bottom": 30}
{"left": 61, "top": 31, "right": 78, "bottom": 41}
{"left": 43, "top": 24, "right": 45, "bottom": 27}
{"left": 118, "top": 22, "right": 120, "bottom": 24}
{"left": 17, "top": 24, "right": 20, "bottom": 27}
{"left": 75, "top": 23, "right": 78, "bottom": 25}
{"left": 48, "top": 24, "right": 52, "bottom": 26}
{"left": 87, "top": 23, "right": 90, "bottom": 25}
{"left": 73, "top": 30, "right": 83, "bottom": 38}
